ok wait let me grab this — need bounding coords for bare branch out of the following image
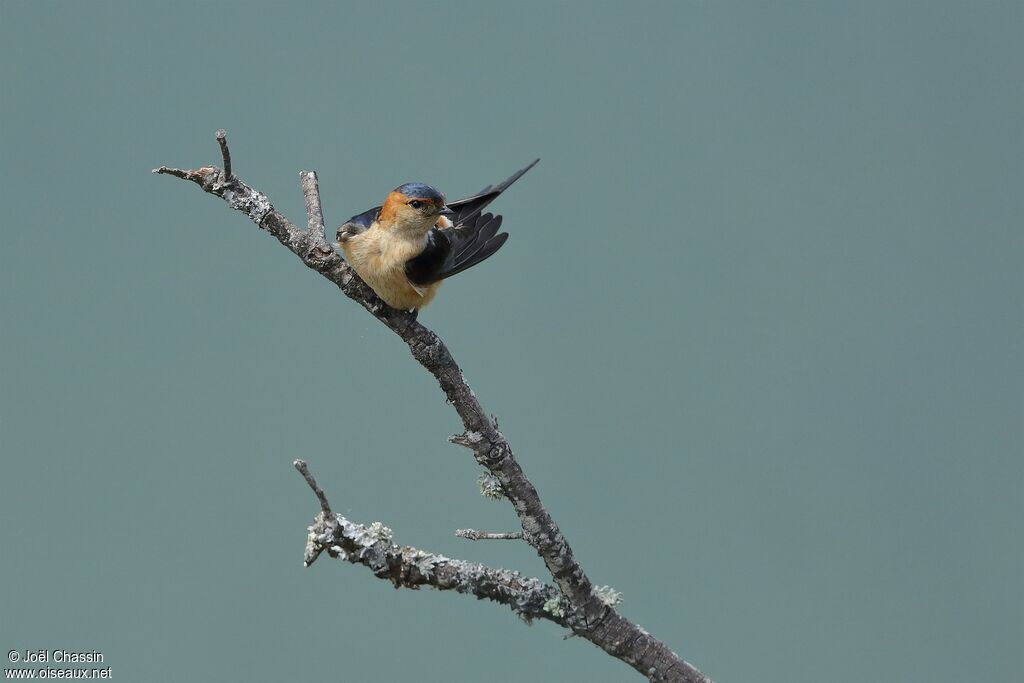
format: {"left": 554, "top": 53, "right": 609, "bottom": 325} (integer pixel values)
{"left": 215, "top": 129, "right": 232, "bottom": 178}
{"left": 456, "top": 528, "right": 525, "bottom": 541}
{"left": 157, "top": 131, "right": 712, "bottom": 683}
{"left": 300, "top": 170, "right": 327, "bottom": 244}
{"left": 152, "top": 166, "right": 193, "bottom": 181}
{"left": 293, "top": 459, "right": 332, "bottom": 515}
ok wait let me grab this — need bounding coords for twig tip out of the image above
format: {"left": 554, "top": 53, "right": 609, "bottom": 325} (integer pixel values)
{"left": 294, "top": 459, "right": 332, "bottom": 515}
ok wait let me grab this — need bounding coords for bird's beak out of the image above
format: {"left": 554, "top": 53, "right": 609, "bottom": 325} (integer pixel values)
{"left": 439, "top": 205, "right": 454, "bottom": 218}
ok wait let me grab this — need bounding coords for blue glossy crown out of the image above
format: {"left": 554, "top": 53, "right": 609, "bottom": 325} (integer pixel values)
{"left": 394, "top": 182, "right": 445, "bottom": 204}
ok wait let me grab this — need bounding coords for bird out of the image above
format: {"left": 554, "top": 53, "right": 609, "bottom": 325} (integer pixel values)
{"left": 335, "top": 160, "right": 539, "bottom": 311}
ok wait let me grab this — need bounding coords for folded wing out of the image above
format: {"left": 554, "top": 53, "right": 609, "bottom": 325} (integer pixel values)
{"left": 405, "top": 213, "right": 508, "bottom": 286}
{"left": 336, "top": 207, "right": 378, "bottom": 242}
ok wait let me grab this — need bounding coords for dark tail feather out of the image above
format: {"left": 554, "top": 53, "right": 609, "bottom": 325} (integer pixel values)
{"left": 446, "top": 159, "right": 539, "bottom": 227}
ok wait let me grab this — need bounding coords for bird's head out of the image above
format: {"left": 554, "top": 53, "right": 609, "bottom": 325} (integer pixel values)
{"left": 379, "top": 182, "right": 454, "bottom": 235}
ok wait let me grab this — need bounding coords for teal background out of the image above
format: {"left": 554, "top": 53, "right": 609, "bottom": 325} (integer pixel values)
{"left": 2, "top": 2, "right": 1021, "bottom": 681}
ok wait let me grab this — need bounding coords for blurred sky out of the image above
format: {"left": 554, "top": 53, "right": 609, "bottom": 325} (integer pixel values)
{"left": 1, "top": 2, "right": 1021, "bottom": 682}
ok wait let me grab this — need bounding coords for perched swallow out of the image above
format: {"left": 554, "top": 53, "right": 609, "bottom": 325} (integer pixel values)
{"left": 336, "top": 160, "right": 539, "bottom": 311}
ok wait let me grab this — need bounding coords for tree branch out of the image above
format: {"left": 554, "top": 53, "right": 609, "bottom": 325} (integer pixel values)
{"left": 455, "top": 528, "right": 525, "bottom": 541}
{"left": 294, "top": 460, "right": 569, "bottom": 624}
{"left": 155, "top": 131, "right": 712, "bottom": 683}
{"left": 300, "top": 170, "right": 327, "bottom": 244}
{"left": 215, "top": 129, "right": 232, "bottom": 178}
{"left": 294, "top": 459, "right": 332, "bottom": 516}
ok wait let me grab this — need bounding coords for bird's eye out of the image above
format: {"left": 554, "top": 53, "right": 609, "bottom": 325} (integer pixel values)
{"left": 409, "top": 200, "right": 423, "bottom": 209}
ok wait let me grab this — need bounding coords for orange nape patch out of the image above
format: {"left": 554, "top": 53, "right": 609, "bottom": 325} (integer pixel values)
{"left": 435, "top": 215, "right": 453, "bottom": 229}
{"left": 378, "top": 191, "right": 406, "bottom": 223}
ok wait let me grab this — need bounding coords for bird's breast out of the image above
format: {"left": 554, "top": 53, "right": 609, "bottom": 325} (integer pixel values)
{"left": 341, "top": 224, "right": 439, "bottom": 310}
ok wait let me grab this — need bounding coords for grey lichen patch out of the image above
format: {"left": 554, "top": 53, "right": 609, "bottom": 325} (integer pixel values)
{"left": 336, "top": 516, "right": 393, "bottom": 559}
{"left": 449, "top": 430, "right": 484, "bottom": 448}
{"left": 477, "top": 473, "right": 504, "bottom": 500}
{"left": 219, "top": 184, "right": 274, "bottom": 226}
{"left": 361, "top": 521, "right": 394, "bottom": 545}
{"left": 305, "top": 513, "right": 401, "bottom": 571}
{"left": 307, "top": 523, "right": 331, "bottom": 547}
{"left": 543, "top": 595, "right": 566, "bottom": 618}
{"left": 303, "top": 524, "right": 329, "bottom": 567}
{"left": 593, "top": 584, "right": 623, "bottom": 607}
{"left": 406, "top": 548, "right": 439, "bottom": 579}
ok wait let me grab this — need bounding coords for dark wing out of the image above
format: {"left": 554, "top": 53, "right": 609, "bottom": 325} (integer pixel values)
{"left": 446, "top": 159, "right": 539, "bottom": 228}
{"left": 405, "top": 213, "right": 508, "bottom": 286}
{"left": 336, "top": 207, "right": 379, "bottom": 242}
